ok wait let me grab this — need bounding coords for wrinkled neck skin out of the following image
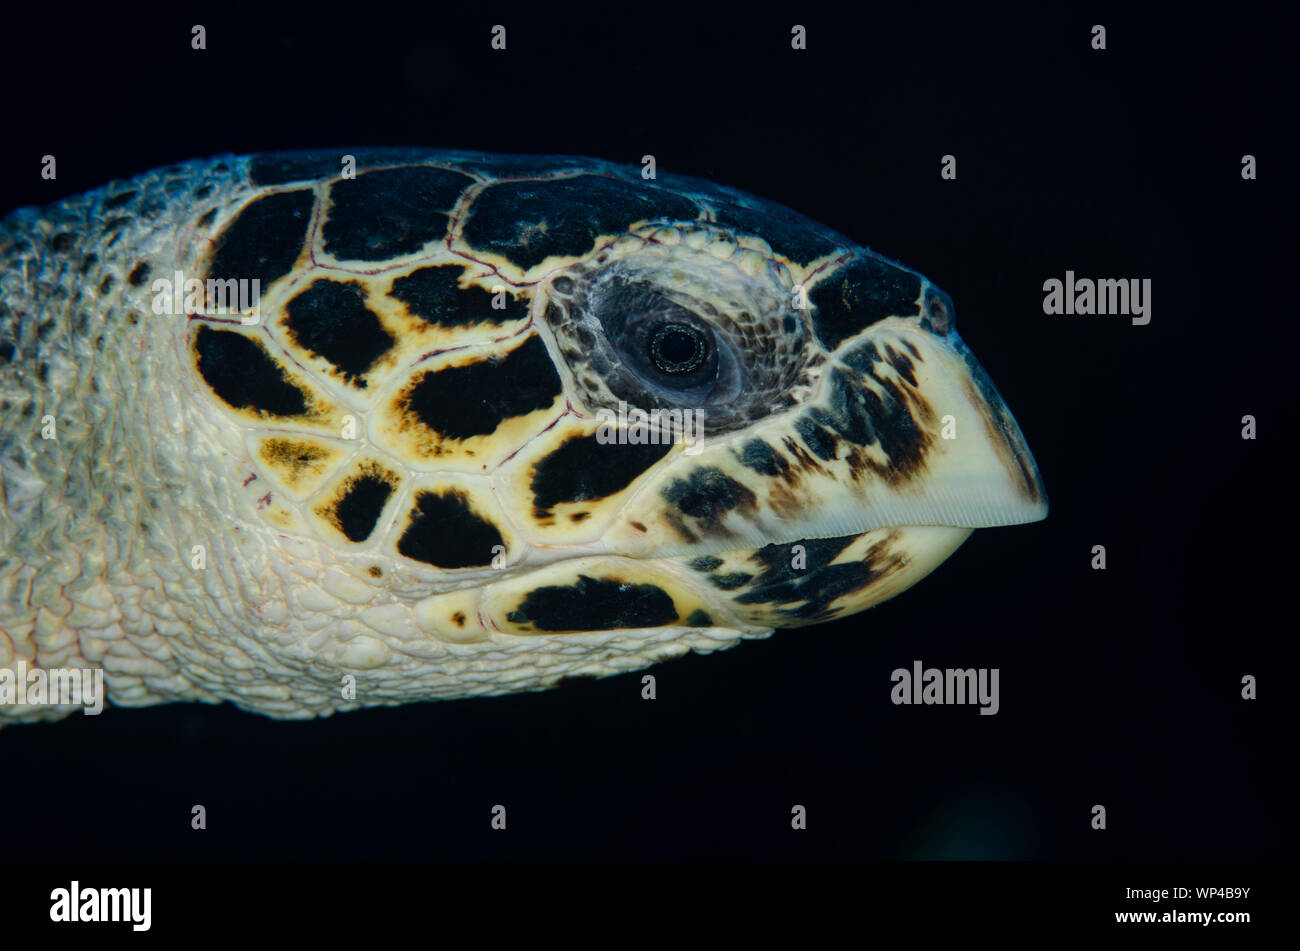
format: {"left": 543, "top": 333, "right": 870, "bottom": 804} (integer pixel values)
{"left": 0, "top": 162, "right": 296, "bottom": 725}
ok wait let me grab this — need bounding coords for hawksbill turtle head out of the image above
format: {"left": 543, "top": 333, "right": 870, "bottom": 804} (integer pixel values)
{"left": 0, "top": 148, "right": 1046, "bottom": 720}
{"left": 183, "top": 150, "right": 1045, "bottom": 666}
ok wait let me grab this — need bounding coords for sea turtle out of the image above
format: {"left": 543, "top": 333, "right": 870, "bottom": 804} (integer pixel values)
{"left": 0, "top": 149, "right": 1046, "bottom": 725}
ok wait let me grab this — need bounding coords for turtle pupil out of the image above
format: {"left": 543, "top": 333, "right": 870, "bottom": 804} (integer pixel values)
{"left": 649, "top": 323, "right": 706, "bottom": 374}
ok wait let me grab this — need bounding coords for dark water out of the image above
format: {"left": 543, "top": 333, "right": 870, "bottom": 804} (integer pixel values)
{"left": 0, "top": 8, "right": 1289, "bottom": 860}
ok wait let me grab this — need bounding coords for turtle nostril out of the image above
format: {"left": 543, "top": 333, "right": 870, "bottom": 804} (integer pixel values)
{"left": 922, "top": 285, "right": 955, "bottom": 334}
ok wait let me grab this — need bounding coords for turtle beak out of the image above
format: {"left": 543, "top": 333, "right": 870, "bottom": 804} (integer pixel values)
{"left": 605, "top": 309, "right": 1047, "bottom": 558}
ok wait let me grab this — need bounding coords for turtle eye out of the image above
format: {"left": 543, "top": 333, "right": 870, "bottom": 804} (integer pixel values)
{"left": 648, "top": 322, "right": 707, "bottom": 375}
{"left": 618, "top": 303, "right": 721, "bottom": 395}
{"left": 581, "top": 271, "right": 742, "bottom": 407}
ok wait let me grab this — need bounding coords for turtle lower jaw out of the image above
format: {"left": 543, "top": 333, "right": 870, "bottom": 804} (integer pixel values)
{"left": 677, "top": 523, "right": 977, "bottom": 630}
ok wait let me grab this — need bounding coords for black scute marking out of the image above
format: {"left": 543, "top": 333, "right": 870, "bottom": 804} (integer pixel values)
{"left": 661, "top": 467, "right": 757, "bottom": 534}
{"left": 127, "top": 262, "right": 150, "bottom": 287}
{"left": 684, "top": 609, "right": 713, "bottom": 627}
{"left": 193, "top": 326, "right": 309, "bottom": 416}
{"left": 507, "top": 576, "right": 677, "bottom": 631}
{"left": 397, "top": 490, "right": 504, "bottom": 568}
{"left": 710, "top": 201, "right": 840, "bottom": 264}
{"left": 207, "top": 190, "right": 313, "bottom": 290}
{"left": 813, "top": 368, "right": 884, "bottom": 446}
{"left": 737, "top": 438, "right": 791, "bottom": 478}
{"left": 284, "top": 279, "right": 395, "bottom": 386}
{"left": 248, "top": 149, "right": 436, "bottom": 186}
{"left": 736, "top": 534, "right": 891, "bottom": 622}
{"left": 530, "top": 433, "right": 671, "bottom": 515}
{"left": 404, "top": 335, "right": 561, "bottom": 441}
{"left": 389, "top": 265, "right": 528, "bottom": 326}
{"left": 794, "top": 418, "right": 839, "bottom": 461}
{"left": 323, "top": 166, "right": 471, "bottom": 261}
{"left": 839, "top": 339, "right": 883, "bottom": 376}
{"left": 884, "top": 344, "right": 919, "bottom": 386}
{"left": 462, "top": 175, "right": 699, "bottom": 270}
{"left": 333, "top": 474, "right": 394, "bottom": 542}
{"left": 709, "top": 572, "right": 754, "bottom": 591}
{"left": 807, "top": 359, "right": 930, "bottom": 479}
{"left": 807, "top": 255, "right": 923, "bottom": 350}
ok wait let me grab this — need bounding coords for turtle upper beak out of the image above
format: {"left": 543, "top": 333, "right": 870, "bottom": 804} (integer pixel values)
{"left": 603, "top": 311, "right": 1047, "bottom": 559}
{"left": 900, "top": 324, "right": 1049, "bottom": 523}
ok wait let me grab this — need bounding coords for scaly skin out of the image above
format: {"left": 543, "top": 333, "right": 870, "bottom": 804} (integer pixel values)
{"left": 0, "top": 151, "right": 1046, "bottom": 725}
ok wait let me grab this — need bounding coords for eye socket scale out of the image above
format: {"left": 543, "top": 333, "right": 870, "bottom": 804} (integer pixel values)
{"left": 649, "top": 323, "right": 707, "bottom": 375}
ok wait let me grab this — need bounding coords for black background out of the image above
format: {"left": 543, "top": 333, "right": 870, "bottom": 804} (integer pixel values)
{"left": 0, "top": 7, "right": 1291, "bottom": 862}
